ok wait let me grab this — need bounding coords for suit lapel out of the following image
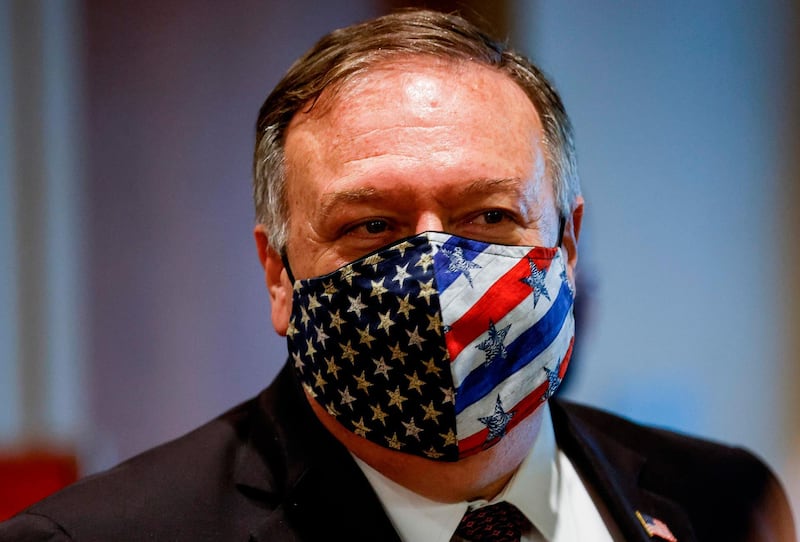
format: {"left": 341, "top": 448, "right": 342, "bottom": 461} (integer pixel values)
{"left": 245, "top": 460, "right": 402, "bottom": 542}
{"left": 234, "top": 363, "right": 401, "bottom": 542}
{"left": 278, "top": 454, "right": 402, "bottom": 542}
{"left": 551, "top": 399, "right": 697, "bottom": 542}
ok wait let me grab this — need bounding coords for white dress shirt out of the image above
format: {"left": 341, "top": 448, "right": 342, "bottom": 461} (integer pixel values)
{"left": 353, "top": 402, "right": 618, "bottom": 542}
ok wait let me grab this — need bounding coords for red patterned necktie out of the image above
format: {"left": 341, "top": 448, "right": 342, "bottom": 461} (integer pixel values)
{"left": 454, "top": 501, "right": 533, "bottom": 542}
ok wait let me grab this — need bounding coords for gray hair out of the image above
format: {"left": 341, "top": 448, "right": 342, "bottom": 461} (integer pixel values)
{"left": 253, "top": 9, "right": 580, "bottom": 251}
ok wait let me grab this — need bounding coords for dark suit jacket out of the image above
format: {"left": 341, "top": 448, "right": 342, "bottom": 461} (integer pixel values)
{"left": 1, "top": 363, "right": 794, "bottom": 541}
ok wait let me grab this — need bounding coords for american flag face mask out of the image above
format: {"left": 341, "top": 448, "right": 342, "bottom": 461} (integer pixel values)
{"left": 286, "top": 231, "right": 575, "bottom": 461}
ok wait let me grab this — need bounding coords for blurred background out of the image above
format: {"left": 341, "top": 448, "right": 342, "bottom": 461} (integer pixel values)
{"left": 1, "top": 0, "right": 798, "bottom": 524}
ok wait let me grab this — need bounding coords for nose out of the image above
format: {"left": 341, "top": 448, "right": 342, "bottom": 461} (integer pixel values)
{"left": 414, "top": 212, "right": 445, "bottom": 234}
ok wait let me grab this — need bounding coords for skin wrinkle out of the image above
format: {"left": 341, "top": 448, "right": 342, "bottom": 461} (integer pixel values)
{"left": 332, "top": 126, "right": 484, "bottom": 170}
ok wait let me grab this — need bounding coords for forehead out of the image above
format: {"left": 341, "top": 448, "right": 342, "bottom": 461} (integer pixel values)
{"left": 290, "top": 55, "right": 539, "bottom": 133}
{"left": 284, "top": 56, "right": 544, "bottom": 175}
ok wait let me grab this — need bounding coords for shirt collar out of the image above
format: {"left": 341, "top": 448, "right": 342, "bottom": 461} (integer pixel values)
{"left": 352, "top": 455, "right": 467, "bottom": 542}
{"left": 353, "top": 402, "right": 560, "bottom": 542}
{"left": 499, "top": 400, "right": 559, "bottom": 540}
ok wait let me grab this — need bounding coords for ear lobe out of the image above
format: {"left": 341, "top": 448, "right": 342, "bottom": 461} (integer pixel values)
{"left": 562, "top": 196, "right": 584, "bottom": 286}
{"left": 254, "top": 225, "right": 292, "bottom": 336}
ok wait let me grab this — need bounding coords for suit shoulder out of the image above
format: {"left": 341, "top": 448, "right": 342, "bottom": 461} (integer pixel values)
{"left": 551, "top": 399, "right": 796, "bottom": 541}
{"left": 0, "top": 512, "right": 73, "bottom": 541}
{"left": 553, "top": 399, "right": 769, "bottom": 476}
{"left": 9, "top": 396, "right": 266, "bottom": 541}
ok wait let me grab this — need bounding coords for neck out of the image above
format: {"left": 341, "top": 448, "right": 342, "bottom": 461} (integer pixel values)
{"left": 308, "top": 395, "right": 546, "bottom": 502}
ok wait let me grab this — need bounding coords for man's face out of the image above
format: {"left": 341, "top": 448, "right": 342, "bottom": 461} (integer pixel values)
{"left": 259, "top": 57, "right": 578, "bottom": 335}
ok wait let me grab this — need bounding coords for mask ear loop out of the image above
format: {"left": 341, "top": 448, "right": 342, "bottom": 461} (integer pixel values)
{"left": 556, "top": 215, "right": 566, "bottom": 247}
{"left": 281, "top": 251, "right": 296, "bottom": 284}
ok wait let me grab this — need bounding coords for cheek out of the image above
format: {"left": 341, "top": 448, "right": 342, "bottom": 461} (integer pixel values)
{"left": 285, "top": 238, "right": 352, "bottom": 283}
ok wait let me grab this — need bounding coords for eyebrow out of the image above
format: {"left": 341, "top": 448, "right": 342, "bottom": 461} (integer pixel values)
{"left": 316, "top": 177, "right": 527, "bottom": 220}
{"left": 455, "top": 177, "right": 525, "bottom": 198}
{"left": 317, "top": 186, "right": 385, "bottom": 221}
{"left": 455, "top": 177, "right": 535, "bottom": 221}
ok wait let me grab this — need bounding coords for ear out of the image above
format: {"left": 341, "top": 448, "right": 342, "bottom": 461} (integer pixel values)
{"left": 561, "top": 195, "right": 584, "bottom": 286}
{"left": 254, "top": 224, "right": 292, "bottom": 336}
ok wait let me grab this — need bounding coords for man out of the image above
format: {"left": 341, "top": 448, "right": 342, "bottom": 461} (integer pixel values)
{"left": 0, "top": 9, "right": 794, "bottom": 542}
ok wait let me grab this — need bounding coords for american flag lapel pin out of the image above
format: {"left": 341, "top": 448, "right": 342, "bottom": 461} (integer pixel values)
{"left": 635, "top": 510, "right": 678, "bottom": 542}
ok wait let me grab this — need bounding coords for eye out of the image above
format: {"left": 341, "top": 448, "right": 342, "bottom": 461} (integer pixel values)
{"left": 482, "top": 210, "right": 505, "bottom": 224}
{"left": 344, "top": 218, "right": 391, "bottom": 236}
{"left": 363, "top": 219, "right": 389, "bottom": 234}
{"left": 469, "top": 209, "right": 514, "bottom": 226}
{"left": 457, "top": 208, "right": 525, "bottom": 244}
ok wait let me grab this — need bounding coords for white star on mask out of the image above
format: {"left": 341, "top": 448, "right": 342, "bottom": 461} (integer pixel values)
{"left": 520, "top": 257, "right": 551, "bottom": 308}
{"left": 478, "top": 395, "right": 514, "bottom": 441}
{"left": 439, "top": 245, "right": 482, "bottom": 287}
{"left": 475, "top": 320, "right": 511, "bottom": 365}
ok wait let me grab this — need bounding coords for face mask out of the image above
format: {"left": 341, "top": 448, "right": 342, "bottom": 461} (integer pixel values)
{"left": 286, "top": 232, "right": 575, "bottom": 461}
